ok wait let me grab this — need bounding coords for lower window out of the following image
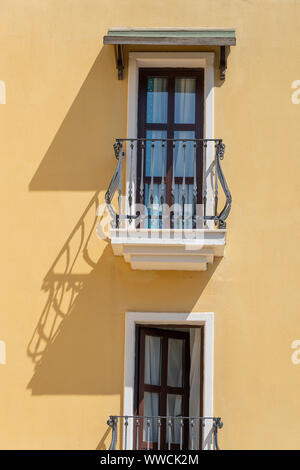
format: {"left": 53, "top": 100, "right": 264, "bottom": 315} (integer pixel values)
{"left": 134, "top": 325, "right": 203, "bottom": 450}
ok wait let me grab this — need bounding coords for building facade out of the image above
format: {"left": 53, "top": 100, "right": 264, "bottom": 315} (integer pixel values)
{"left": 1, "top": 0, "right": 300, "bottom": 450}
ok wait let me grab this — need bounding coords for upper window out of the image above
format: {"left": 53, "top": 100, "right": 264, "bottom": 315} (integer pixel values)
{"left": 137, "top": 68, "right": 204, "bottom": 228}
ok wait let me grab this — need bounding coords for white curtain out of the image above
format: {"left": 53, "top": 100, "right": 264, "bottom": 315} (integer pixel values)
{"left": 166, "top": 338, "right": 184, "bottom": 444}
{"left": 144, "top": 335, "right": 161, "bottom": 386}
{"left": 143, "top": 391, "right": 160, "bottom": 442}
{"left": 167, "top": 338, "right": 183, "bottom": 386}
{"left": 189, "top": 328, "right": 201, "bottom": 450}
{"left": 175, "top": 78, "right": 196, "bottom": 124}
{"left": 173, "top": 131, "right": 195, "bottom": 229}
{"left": 147, "top": 77, "right": 168, "bottom": 123}
{"left": 174, "top": 78, "right": 196, "bottom": 230}
{"left": 143, "top": 335, "right": 161, "bottom": 442}
{"left": 166, "top": 394, "right": 182, "bottom": 444}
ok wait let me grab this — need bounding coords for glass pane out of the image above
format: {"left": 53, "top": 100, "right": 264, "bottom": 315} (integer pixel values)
{"left": 144, "top": 335, "right": 162, "bottom": 385}
{"left": 174, "top": 130, "right": 195, "bottom": 178}
{"left": 143, "top": 392, "right": 160, "bottom": 442}
{"left": 145, "top": 130, "right": 167, "bottom": 177}
{"left": 167, "top": 338, "right": 184, "bottom": 387}
{"left": 175, "top": 78, "right": 196, "bottom": 124}
{"left": 147, "top": 77, "right": 168, "bottom": 123}
{"left": 166, "top": 394, "right": 183, "bottom": 444}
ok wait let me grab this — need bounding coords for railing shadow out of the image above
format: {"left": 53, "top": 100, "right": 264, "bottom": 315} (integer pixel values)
{"left": 27, "top": 191, "right": 123, "bottom": 395}
{"left": 27, "top": 192, "right": 99, "bottom": 367}
{"left": 27, "top": 189, "right": 222, "bottom": 396}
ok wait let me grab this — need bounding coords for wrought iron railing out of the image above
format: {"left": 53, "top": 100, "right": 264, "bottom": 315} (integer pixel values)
{"left": 107, "top": 415, "right": 223, "bottom": 450}
{"left": 105, "top": 138, "right": 231, "bottom": 230}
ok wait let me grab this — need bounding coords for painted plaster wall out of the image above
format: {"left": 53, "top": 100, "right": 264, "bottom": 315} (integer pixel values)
{"left": 0, "top": 0, "right": 300, "bottom": 449}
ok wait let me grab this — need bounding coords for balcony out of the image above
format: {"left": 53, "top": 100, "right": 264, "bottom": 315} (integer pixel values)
{"left": 107, "top": 415, "right": 223, "bottom": 450}
{"left": 104, "top": 138, "right": 231, "bottom": 271}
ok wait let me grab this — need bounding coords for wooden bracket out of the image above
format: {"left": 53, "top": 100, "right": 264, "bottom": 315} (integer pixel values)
{"left": 219, "top": 45, "right": 227, "bottom": 80}
{"left": 114, "top": 44, "right": 124, "bottom": 80}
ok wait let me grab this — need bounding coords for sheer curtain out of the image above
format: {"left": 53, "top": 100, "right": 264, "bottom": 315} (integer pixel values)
{"left": 189, "top": 328, "right": 201, "bottom": 450}
{"left": 145, "top": 130, "right": 167, "bottom": 229}
{"left": 174, "top": 77, "right": 196, "bottom": 230}
{"left": 166, "top": 338, "right": 184, "bottom": 444}
{"left": 175, "top": 77, "right": 196, "bottom": 124}
{"left": 143, "top": 335, "right": 161, "bottom": 441}
{"left": 147, "top": 77, "right": 168, "bottom": 123}
{"left": 144, "top": 335, "right": 161, "bottom": 385}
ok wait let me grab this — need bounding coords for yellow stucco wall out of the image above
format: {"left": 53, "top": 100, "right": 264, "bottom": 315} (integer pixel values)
{"left": 0, "top": 0, "right": 300, "bottom": 449}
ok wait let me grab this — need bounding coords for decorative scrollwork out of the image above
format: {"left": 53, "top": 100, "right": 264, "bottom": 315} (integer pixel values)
{"left": 216, "top": 141, "right": 226, "bottom": 160}
{"left": 105, "top": 138, "right": 231, "bottom": 232}
{"left": 113, "top": 141, "right": 122, "bottom": 160}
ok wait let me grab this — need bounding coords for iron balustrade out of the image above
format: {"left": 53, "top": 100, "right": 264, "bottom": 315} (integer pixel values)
{"left": 107, "top": 415, "right": 223, "bottom": 450}
{"left": 105, "top": 138, "right": 231, "bottom": 230}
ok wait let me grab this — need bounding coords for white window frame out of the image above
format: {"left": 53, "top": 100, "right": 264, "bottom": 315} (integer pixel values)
{"left": 124, "top": 311, "right": 215, "bottom": 450}
{"left": 126, "top": 52, "right": 215, "bottom": 229}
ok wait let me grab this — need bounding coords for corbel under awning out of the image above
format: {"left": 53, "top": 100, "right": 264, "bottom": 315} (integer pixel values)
{"left": 103, "top": 28, "right": 236, "bottom": 80}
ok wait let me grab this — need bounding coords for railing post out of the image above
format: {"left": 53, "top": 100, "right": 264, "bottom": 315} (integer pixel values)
{"left": 117, "top": 142, "right": 123, "bottom": 228}
{"left": 193, "top": 142, "right": 197, "bottom": 228}
{"left": 203, "top": 141, "right": 208, "bottom": 225}
{"left": 213, "top": 418, "right": 223, "bottom": 450}
{"left": 124, "top": 416, "right": 128, "bottom": 450}
{"left": 135, "top": 418, "right": 140, "bottom": 450}
{"left": 215, "top": 141, "right": 231, "bottom": 228}
{"left": 157, "top": 417, "right": 161, "bottom": 450}
{"left": 105, "top": 141, "right": 124, "bottom": 228}
{"left": 140, "top": 140, "right": 145, "bottom": 205}
{"left": 168, "top": 418, "right": 172, "bottom": 450}
{"left": 107, "top": 416, "right": 118, "bottom": 450}
{"left": 214, "top": 141, "right": 219, "bottom": 220}
{"left": 128, "top": 140, "right": 134, "bottom": 223}
{"left": 146, "top": 418, "right": 151, "bottom": 450}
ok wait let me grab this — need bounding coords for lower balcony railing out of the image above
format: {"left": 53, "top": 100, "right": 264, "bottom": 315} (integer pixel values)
{"left": 107, "top": 415, "right": 223, "bottom": 451}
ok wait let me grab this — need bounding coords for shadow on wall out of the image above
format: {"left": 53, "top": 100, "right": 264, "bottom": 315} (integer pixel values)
{"left": 27, "top": 44, "right": 222, "bottom": 398}
{"left": 27, "top": 191, "right": 125, "bottom": 395}
{"left": 27, "top": 190, "right": 221, "bottom": 395}
{"left": 29, "top": 46, "right": 126, "bottom": 191}
{"left": 27, "top": 45, "right": 126, "bottom": 396}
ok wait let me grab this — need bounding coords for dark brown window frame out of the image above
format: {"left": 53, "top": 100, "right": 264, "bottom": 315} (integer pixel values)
{"left": 136, "top": 68, "right": 205, "bottom": 211}
{"left": 134, "top": 325, "right": 204, "bottom": 450}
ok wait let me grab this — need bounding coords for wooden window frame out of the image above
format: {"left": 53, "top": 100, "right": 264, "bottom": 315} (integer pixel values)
{"left": 134, "top": 325, "right": 205, "bottom": 450}
{"left": 136, "top": 68, "right": 205, "bottom": 211}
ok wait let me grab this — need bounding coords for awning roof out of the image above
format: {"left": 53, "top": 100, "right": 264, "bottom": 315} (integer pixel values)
{"left": 103, "top": 28, "right": 236, "bottom": 46}
{"left": 103, "top": 28, "right": 236, "bottom": 80}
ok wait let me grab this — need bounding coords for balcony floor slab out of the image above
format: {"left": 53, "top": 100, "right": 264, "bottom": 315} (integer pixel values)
{"left": 109, "top": 229, "right": 226, "bottom": 271}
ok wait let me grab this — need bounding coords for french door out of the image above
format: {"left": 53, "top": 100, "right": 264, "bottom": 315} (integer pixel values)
{"left": 137, "top": 68, "right": 204, "bottom": 228}
{"left": 135, "top": 327, "right": 190, "bottom": 450}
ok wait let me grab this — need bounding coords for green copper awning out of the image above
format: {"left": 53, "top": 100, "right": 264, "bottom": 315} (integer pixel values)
{"left": 103, "top": 28, "right": 236, "bottom": 46}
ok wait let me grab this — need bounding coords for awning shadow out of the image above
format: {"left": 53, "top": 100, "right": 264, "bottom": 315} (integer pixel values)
{"left": 29, "top": 46, "right": 126, "bottom": 191}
